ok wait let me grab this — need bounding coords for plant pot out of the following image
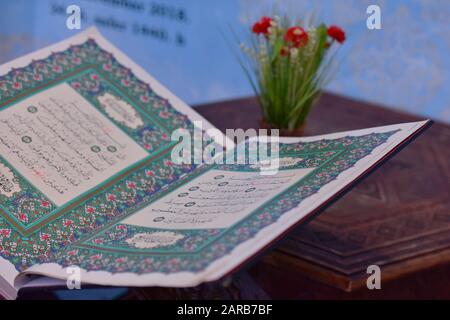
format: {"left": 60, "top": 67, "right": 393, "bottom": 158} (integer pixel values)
{"left": 259, "top": 118, "right": 306, "bottom": 137}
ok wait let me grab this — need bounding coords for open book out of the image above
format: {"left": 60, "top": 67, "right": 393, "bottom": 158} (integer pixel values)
{"left": 0, "top": 28, "right": 430, "bottom": 299}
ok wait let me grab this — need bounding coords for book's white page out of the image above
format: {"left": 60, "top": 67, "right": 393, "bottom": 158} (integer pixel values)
{"left": 16, "top": 120, "right": 429, "bottom": 288}
{"left": 0, "top": 259, "right": 18, "bottom": 299}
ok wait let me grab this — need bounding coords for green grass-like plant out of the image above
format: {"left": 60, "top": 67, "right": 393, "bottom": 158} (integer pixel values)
{"left": 238, "top": 16, "right": 346, "bottom": 131}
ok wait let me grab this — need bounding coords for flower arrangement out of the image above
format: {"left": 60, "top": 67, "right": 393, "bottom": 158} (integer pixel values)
{"left": 239, "top": 16, "right": 346, "bottom": 134}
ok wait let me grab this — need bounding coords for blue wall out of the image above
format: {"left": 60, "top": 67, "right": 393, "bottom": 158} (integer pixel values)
{"left": 0, "top": 0, "right": 449, "bottom": 122}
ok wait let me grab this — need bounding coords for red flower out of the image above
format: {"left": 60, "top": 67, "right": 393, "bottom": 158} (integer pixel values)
{"left": 85, "top": 206, "right": 95, "bottom": 214}
{"left": 18, "top": 213, "right": 28, "bottom": 223}
{"left": 127, "top": 181, "right": 136, "bottom": 189}
{"left": 0, "top": 229, "right": 11, "bottom": 238}
{"left": 107, "top": 194, "right": 116, "bottom": 201}
{"left": 90, "top": 254, "right": 102, "bottom": 260}
{"left": 72, "top": 82, "right": 81, "bottom": 89}
{"left": 63, "top": 219, "right": 73, "bottom": 227}
{"left": 67, "top": 249, "right": 78, "bottom": 256}
{"left": 327, "top": 25, "right": 346, "bottom": 43}
{"left": 116, "top": 257, "right": 127, "bottom": 263}
{"left": 40, "top": 233, "right": 50, "bottom": 241}
{"left": 144, "top": 143, "right": 152, "bottom": 150}
{"left": 41, "top": 200, "right": 51, "bottom": 208}
{"left": 252, "top": 16, "right": 273, "bottom": 35}
{"left": 159, "top": 111, "right": 169, "bottom": 119}
{"left": 284, "top": 27, "right": 308, "bottom": 48}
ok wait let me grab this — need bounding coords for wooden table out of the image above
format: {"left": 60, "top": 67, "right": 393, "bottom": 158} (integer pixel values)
{"left": 18, "top": 93, "right": 450, "bottom": 300}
